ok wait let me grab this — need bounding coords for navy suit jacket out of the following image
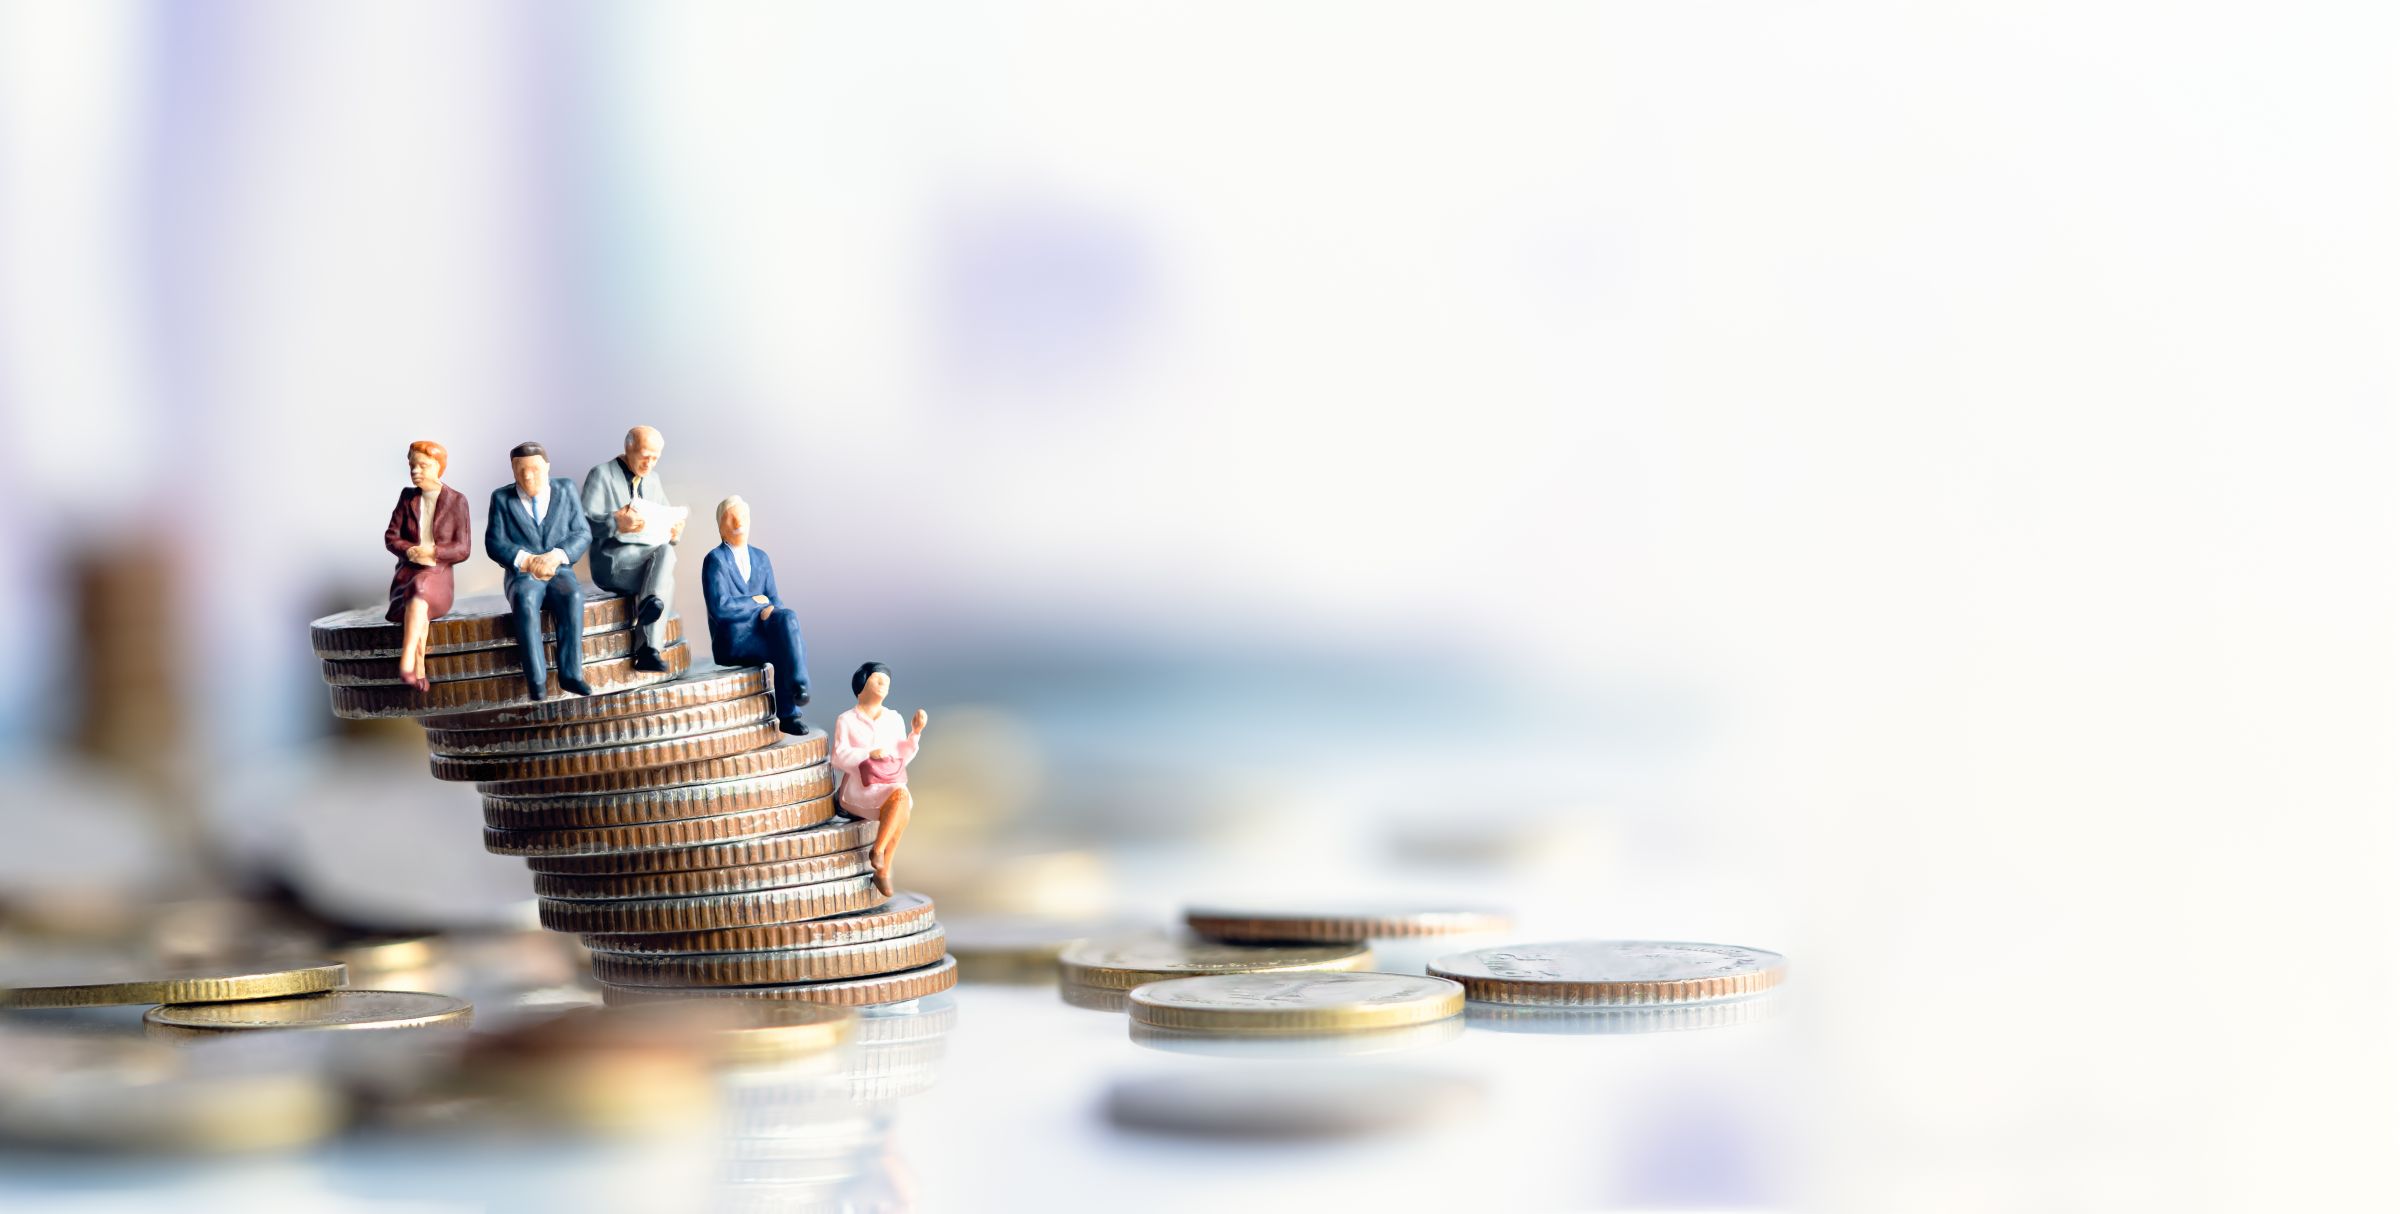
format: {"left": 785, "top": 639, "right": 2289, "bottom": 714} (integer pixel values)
{"left": 484, "top": 478, "right": 594, "bottom": 594}
{"left": 703, "top": 544, "right": 787, "bottom": 657}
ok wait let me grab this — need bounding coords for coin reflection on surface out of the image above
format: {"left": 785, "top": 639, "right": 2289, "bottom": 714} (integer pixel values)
{"left": 1104, "top": 1066, "right": 1484, "bottom": 1139}
{"left": 1129, "top": 1015, "right": 1465, "bottom": 1059}
{"left": 1464, "top": 989, "right": 1783, "bottom": 1035}
{"left": 1059, "top": 981, "right": 1129, "bottom": 1013}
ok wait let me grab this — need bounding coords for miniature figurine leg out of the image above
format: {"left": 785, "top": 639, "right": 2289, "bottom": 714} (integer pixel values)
{"left": 506, "top": 577, "right": 552, "bottom": 698}
{"left": 545, "top": 570, "right": 589, "bottom": 695}
{"left": 633, "top": 543, "right": 675, "bottom": 658}
{"left": 399, "top": 596, "right": 432, "bottom": 690}
{"left": 869, "top": 786, "right": 912, "bottom": 896}
{"left": 763, "top": 610, "right": 809, "bottom": 728}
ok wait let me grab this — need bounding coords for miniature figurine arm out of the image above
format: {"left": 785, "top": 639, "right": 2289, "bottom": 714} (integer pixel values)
{"left": 896, "top": 726, "right": 920, "bottom": 767}
{"left": 581, "top": 466, "right": 621, "bottom": 542}
{"left": 556, "top": 480, "right": 593, "bottom": 563}
{"left": 702, "top": 551, "right": 749, "bottom": 621}
{"left": 433, "top": 493, "right": 471, "bottom": 564}
{"left": 757, "top": 552, "right": 789, "bottom": 610}
{"left": 384, "top": 494, "right": 414, "bottom": 559}
{"left": 829, "top": 714, "right": 871, "bottom": 778}
{"left": 484, "top": 489, "right": 527, "bottom": 571}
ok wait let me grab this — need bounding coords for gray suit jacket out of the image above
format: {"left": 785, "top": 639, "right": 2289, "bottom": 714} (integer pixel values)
{"left": 581, "top": 456, "right": 679, "bottom": 584}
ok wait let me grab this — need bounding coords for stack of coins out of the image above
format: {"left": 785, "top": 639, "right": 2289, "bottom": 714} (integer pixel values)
{"left": 311, "top": 595, "right": 956, "bottom": 1008}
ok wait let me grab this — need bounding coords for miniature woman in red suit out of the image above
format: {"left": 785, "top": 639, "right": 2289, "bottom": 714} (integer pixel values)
{"left": 384, "top": 440, "right": 472, "bottom": 690}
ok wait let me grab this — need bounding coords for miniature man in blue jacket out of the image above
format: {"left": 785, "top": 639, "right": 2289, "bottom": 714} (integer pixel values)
{"left": 702, "top": 495, "right": 808, "bottom": 733}
{"left": 484, "top": 441, "right": 594, "bottom": 698}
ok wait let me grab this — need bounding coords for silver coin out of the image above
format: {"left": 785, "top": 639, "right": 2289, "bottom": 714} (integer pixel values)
{"left": 1428, "top": 940, "right": 1786, "bottom": 1006}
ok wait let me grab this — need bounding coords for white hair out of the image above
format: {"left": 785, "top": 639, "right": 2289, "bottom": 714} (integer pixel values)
{"left": 716, "top": 495, "right": 749, "bottom": 525}
{"left": 626, "top": 425, "right": 663, "bottom": 450}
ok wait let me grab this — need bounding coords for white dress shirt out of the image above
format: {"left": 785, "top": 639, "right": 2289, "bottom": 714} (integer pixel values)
{"left": 729, "top": 544, "right": 752, "bottom": 582}
{"left": 512, "top": 482, "right": 562, "bottom": 572}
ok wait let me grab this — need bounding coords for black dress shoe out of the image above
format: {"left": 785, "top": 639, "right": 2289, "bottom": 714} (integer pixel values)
{"left": 795, "top": 687, "right": 810, "bottom": 708}
{"left": 637, "top": 596, "right": 665, "bottom": 627}
{"left": 557, "top": 673, "right": 593, "bottom": 696}
{"left": 777, "top": 716, "right": 808, "bottom": 736}
{"left": 630, "top": 647, "right": 669, "bottom": 673}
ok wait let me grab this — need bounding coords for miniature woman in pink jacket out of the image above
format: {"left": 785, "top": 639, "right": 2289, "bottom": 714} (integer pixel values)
{"left": 831, "top": 661, "right": 928, "bottom": 896}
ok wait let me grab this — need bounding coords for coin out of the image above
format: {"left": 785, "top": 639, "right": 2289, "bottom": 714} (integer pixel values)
{"left": 426, "top": 663, "right": 772, "bottom": 730}
{"left": 1464, "top": 990, "right": 1782, "bottom": 1035}
{"left": 474, "top": 729, "right": 825, "bottom": 797}
{"left": 1059, "top": 981, "right": 1129, "bottom": 1012}
{"left": 328, "top": 643, "right": 690, "bottom": 719}
{"left": 321, "top": 618, "right": 683, "bottom": 686}
{"left": 1127, "top": 972, "right": 1465, "bottom": 1034}
{"left": 536, "top": 875, "right": 884, "bottom": 934}
{"left": 143, "top": 990, "right": 473, "bottom": 1038}
{"left": 0, "top": 960, "right": 348, "bottom": 1009}
{"left": 484, "top": 797, "right": 839, "bottom": 857}
{"left": 1427, "top": 940, "right": 1787, "bottom": 1006}
{"left": 579, "top": 891, "right": 934, "bottom": 955}
{"left": 600, "top": 955, "right": 958, "bottom": 1008}
{"left": 944, "top": 916, "right": 1146, "bottom": 983}
{"left": 483, "top": 765, "right": 834, "bottom": 831}
{"left": 427, "top": 692, "right": 769, "bottom": 757}
{"left": 1057, "top": 934, "right": 1373, "bottom": 990}
{"left": 1128, "top": 1016, "right": 1464, "bottom": 1059}
{"left": 309, "top": 592, "right": 633, "bottom": 658}
{"left": 522, "top": 813, "right": 872, "bottom": 874}
{"left": 429, "top": 720, "right": 780, "bottom": 782}
{"left": 1104, "top": 1067, "right": 1483, "bottom": 1139}
{"left": 533, "top": 845, "right": 872, "bottom": 901}
{"left": 592, "top": 925, "right": 948, "bottom": 988}
{"left": 1182, "top": 905, "right": 1513, "bottom": 944}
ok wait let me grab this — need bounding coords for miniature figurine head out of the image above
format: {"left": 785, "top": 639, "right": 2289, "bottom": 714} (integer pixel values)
{"left": 508, "top": 442, "right": 549, "bottom": 496}
{"left": 623, "top": 426, "right": 664, "bottom": 478}
{"left": 852, "top": 661, "right": 891, "bottom": 704}
{"left": 406, "top": 440, "right": 447, "bottom": 491}
{"left": 715, "top": 496, "right": 751, "bottom": 545}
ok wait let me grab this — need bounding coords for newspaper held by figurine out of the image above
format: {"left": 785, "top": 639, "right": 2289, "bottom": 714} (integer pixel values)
{"left": 619, "top": 500, "right": 688, "bottom": 547}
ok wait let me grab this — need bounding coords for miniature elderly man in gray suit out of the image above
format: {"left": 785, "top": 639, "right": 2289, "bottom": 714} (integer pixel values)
{"left": 581, "top": 425, "right": 686, "bottom": 671}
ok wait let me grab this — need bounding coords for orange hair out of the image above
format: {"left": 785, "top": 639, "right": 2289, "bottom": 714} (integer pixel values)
{"left": 406, "top": 440, "right": 449, "bottom": 476}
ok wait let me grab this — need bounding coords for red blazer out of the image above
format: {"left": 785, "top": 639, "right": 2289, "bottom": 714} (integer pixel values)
{"left": 385, "top": 484, "right": 472, "bottom": 621}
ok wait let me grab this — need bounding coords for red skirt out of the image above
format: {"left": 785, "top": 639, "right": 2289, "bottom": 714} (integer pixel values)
{"left": 386, "top": 560, "right": 457, "bottom": 623}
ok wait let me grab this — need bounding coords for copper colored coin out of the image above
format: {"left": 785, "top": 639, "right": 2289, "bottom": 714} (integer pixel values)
{"left": 473, "top": 730, "right": 825, "bottom": 797}
{"left": 600, "top": 956, "right": 958, "bottom": 1008}
{"left": 482, "top": 765, "right": 833, "bottom": 831}
{"left": 427, "top": 692, "right": 765, "bottom": 760}
{"left": 579, "top": 891, "right": 934, "bottom": 955}
{"left": 591, "top": 925, "right": 948, "bottom": 988}
{"left": 429, "top": 721, "right": 780, "bottom": 783}
{"left": 533, "top": 846, "right": 872, "bottom": 901}
{"left": 483, "top": 797, "right": 837, "bottom": 857}
{"left": 535, "top": 875, "right": 883, "bottom": 934}
{"left": 309, "top": 593, "right": 632, "bottom": 658}
{"left": 425, "top": 664, "right": 771, "bottom": 730}
{"left": 321, "top": 618, "right": 682, "bottom": 687}
{"left": 523, "top": 814, "right": 874, "bottom": 874}
{"left": 328, "top": 643, "right": 691, "bottom": 720}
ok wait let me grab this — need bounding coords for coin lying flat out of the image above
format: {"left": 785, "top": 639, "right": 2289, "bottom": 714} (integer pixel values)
{"left": 944, "top": 916, "right": 1146, "bottom": 983}
{"left": 484, "top": 796, "right": 837, "bottom": 858}
{"left": 427, "top": 692, "right": 769, "bottom": 757}
{"left": 1127, "top": 972, "right": 1465, "bottom": 1034}
{"left": 0, "top": 961, "right": 348, "bottom": 1009}
{"left": 522, "top": 813, "right": 871, "bottom": 874}
{"left": 1104, "top": 1067, "right": 1483, "bottom": 1140}
{"left": 1464, "top": 990, "right": 1782, "bottom": 1035}
{"left": 579, "top": 891, "right": 934, "bottom": 955}
{"left": 1182, "top": 905, "right": 1513, "bottom": 944}
{"left": 474, "top": 729, "right": 825, "bottom": 797}
{"left": 483, "top": 766, "right": 834, "bottom": 831}
{"left": 536, "top": 875, "right": 884, "bottom": 935}
{"left": 533, "top": 846, "right": 871, "bottom": 901}
{"left": 309, "top": 593, "right": 632, "bottom": 659}
{"left": 592, "top": 925, "right": 948, "bottom": 988}
{"left": 600, "top": 955, "right": 958, "bottom": 1008}
{"left": 1129, "top": 1015, "right": 1465, "bottom": 1059}
{"left": 321, "top": 618, "right": 683, "bottom": 687}
{"left": 430, "top": 720, "right": 780, "bottom": 783}
{"left": 328, "top": 643, "right": 690, "bottom": 719}
{"left": 1060, "top": 981, "right": 1130, "bottom": 1012}
{"left": 427, "top": 664, "right": 772, "bottom": 730}
{"left": 1058, "top": 935, "right": 1373, "bottom": 990}
{"left": 1428, "top": 940, "right": 1787, "bottom": 1006}
{"left": 143, "top": 990, "right": 473, "bottom": 1038}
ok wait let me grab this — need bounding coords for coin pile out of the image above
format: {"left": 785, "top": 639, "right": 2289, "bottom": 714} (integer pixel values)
{"left": 311, "top": 594, "right": 956, "bottom": 1008}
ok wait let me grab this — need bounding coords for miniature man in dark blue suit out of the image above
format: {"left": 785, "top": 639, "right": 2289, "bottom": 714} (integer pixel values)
{"left": 702, "top": 495, "right": 808, "bottom": 732}
{"left": 485, "top": 441, "right": 594, "bottom": 698}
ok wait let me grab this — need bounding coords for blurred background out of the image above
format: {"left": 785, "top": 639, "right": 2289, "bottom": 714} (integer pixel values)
{"left": 0, "top": 1, "right": 2394, "bottom": 1210}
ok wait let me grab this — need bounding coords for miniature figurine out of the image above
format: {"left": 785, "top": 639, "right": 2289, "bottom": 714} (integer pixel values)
{"left": 831, "top": 661, "right": 926, "bottom": 897}
{"left": 382, "top": 440, "right": 471, "bottom": 691}
{"left": 484, "top": 441, "right": 594, "bottom": 698}
{"left": 581, "top": 425, "right": 687, "bottom": 672}
{"left": 702, "top": 496, "right": 810, "bottom": 732}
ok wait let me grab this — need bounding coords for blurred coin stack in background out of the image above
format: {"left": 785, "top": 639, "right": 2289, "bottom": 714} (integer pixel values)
{"left": 312, "top": 594, "right": 955, "bottom": 1008}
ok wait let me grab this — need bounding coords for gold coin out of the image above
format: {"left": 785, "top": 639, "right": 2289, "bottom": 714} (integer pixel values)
{"left": 601, "top": 955, "right": 957, "bottom": 1008}
{"left": 592, "top": 925, "right": 948, "bottom": 988}
{"left": 1058, "top": 981, "right": 1129, "bottom": 1012}
{"left": 429, "top": 720, "right": 779, "bottom": 783}
{"left": 483, "top": 795, "right": 836, "bottom": 857}
{"left": 533, "top": 845, "right": 871, "bottom": 901}
{"left": 523, "top": 813, "right": 871, "bottom": 874}
{"left": 579, "top": 890, "right": 934, "bottom": 955}
{"left": 0, "top": 960, "right": 347, "bottom": 1009}
{"left": 473, "top": 728, "right": 824, "bottom": 797}
{"left": 427, "top": 691, "right": 767, "bottom": 757}
{"left": 328, "top": 642, "right": 690, "bottom": 719}
{"left": 483, "top": 764, "right": 833, "bottom": 831}
{"left": 1427, "top": 940, "right": 1787, "bottom": 1006}
{"left": 536, "top": 874, "right": 883, "bottom": 934}
{"left": 321, "top": 617, "right": 682, "bottom": 687}
{"left": 1182, "top": 905, "right": 1513, "bottom": 944}
{"left": 427, "top": 663, "right": 772, "bottom": 730}
{"left": 309, "top": 592, "right": 633, "bottom": 658}
{"left": 1127, "top": 972, "right": 1465, "bottom": 1034}
{"left": 1056, "top": 934, "right": 1372, "bottom": 990}
{"left": 143, "top": 990, "right": 473, "bottom": 1038}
